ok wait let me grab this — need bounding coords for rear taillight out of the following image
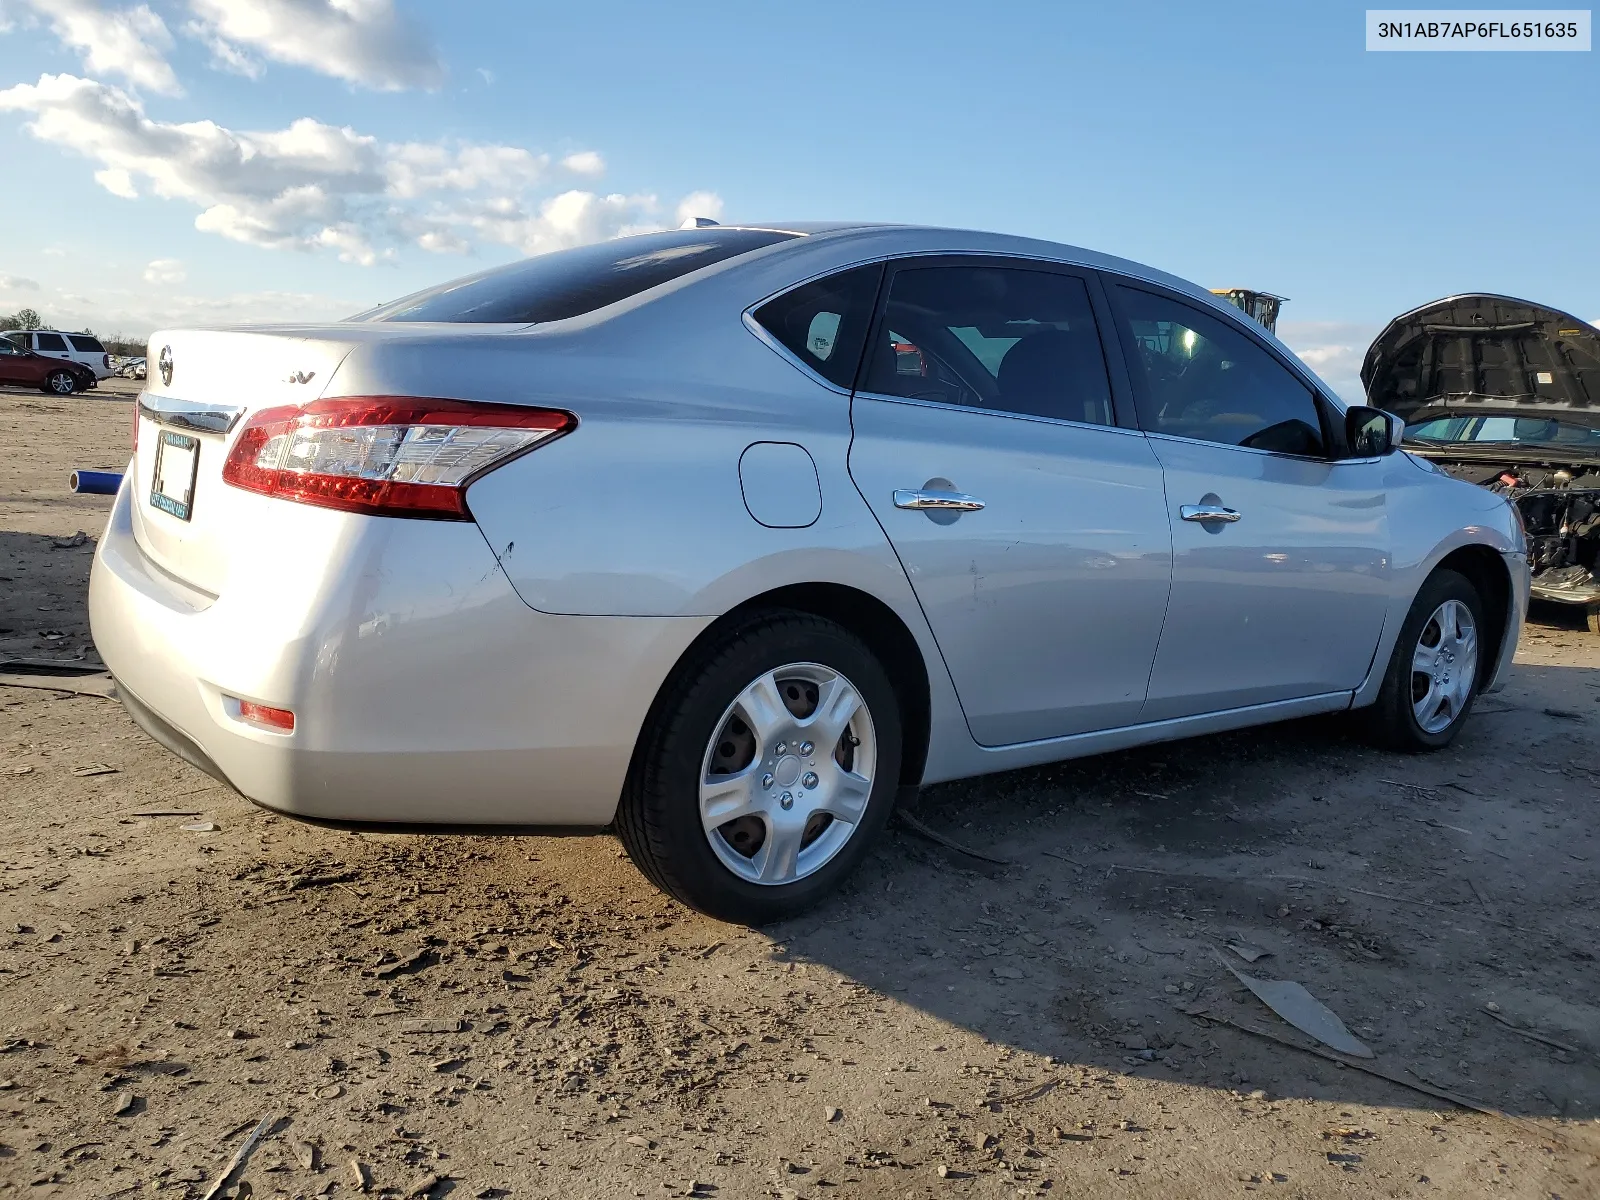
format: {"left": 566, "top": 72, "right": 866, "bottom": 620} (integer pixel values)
{"left": 132, "top": 402, "right": 139, "bottom": 453}
{"left": 103, "top": 354, "right": 110, "bottom": 369}
{"left": 220, "top": 396, "right": 574, "bottom": 519}
{"left": 237, "top": 700, "right": 295, "bottom": 732}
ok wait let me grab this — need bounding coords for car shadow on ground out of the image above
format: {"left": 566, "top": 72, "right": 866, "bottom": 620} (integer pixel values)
{"left": 768, "top": 671, "right": 1600, "bottom": 1124}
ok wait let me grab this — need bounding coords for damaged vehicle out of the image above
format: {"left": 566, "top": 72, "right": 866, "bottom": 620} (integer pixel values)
{"left": 1364, "top": 295, "right": 1600, "bottom": 629}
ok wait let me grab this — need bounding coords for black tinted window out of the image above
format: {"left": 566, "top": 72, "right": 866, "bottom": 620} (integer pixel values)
{"left": 862, "top": 266, "right": 1113, "bottom": 425}
{"left": 1117, "top": 287, "right": 1325, "bottom": 456}
{"left": 354, "top": 229, "right": 798, "bottom": 324}
{"left": 34, "top": 332, "right": 67, "bottom": 352}
{"left": 68, "top": 335, "right": 103, "bottom": 352}
{"left": 752, "top": 264, "right": 882, "bottom": 389}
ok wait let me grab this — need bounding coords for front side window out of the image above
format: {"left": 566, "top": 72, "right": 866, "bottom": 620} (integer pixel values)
{"left": 68, "top": 335, "right": 104, "bottom": 352}
{"left": 0, "top": 340, "right": 17, "bottom": 356}
{"left": 861, "top": 265, "right": 1114, "bottom": 425}
{"left": 751, "top": 264, "right": 882, "bottom": 389}
{"left": 353, "top": 228, "right": 798, "bottom": 324}
{"left": 34, "top": 332, "right": 67, "bottom": 352}
{"left": 1116, "top": 286, "right": 1326, "bottom": 456}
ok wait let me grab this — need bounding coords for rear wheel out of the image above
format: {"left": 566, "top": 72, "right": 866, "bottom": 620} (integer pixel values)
{"left": 43, "top": 370, "right": 77, "bottom": 396}
{"left": 1363, "top": 568, "right": 1484, "bottom": 751}
{"left": 616, "top": 611, "right": 902, "bottom": 924}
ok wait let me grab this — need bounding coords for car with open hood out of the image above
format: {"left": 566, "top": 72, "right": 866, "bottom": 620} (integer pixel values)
{"left": 1364, "top": 295, "right": 1600, "bottom": 628}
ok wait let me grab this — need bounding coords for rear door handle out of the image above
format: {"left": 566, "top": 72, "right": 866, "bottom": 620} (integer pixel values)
{"left": 1179, "top": 503, "right": 1241, "bottom": 523}
{"left": 893, "top": 488, "right": 985, "bottom": 512}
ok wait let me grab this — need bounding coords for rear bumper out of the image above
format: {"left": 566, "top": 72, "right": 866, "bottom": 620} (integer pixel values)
{"left": 89, "top": 478, "right": 708, "bottom": 825}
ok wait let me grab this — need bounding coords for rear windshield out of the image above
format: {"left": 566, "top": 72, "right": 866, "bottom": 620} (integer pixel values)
{"left": 352, "top": 228, "right": 799, "bottom": 324}
{"left": 68, "top": 335, "right": 104, "bottom": 352}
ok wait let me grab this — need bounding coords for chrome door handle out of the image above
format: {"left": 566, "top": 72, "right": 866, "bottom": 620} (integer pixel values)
{"left": 1179, "top": 503, "right": 1241, "bottom": 523}
{"left": 893, "top": 488, "right": 985, "bottom": 512}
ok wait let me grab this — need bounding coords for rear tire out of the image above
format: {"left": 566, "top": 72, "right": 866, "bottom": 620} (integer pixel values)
{"left": 43, "top": 370, "right": 77, "bottom": 396}
{"left": 1362, "top": 569, "right": 1484, "bottom": 751}
{"left": 616, "top": 610, "right": 902, "bottom": 924}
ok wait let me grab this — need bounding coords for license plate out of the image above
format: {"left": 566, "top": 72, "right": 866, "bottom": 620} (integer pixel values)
{"left": 150, "top": 430, "right": 200, "bottom": 521}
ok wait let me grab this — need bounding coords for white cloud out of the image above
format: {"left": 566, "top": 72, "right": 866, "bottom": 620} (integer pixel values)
{"left": 0, "top": 273, "right": 41, "bottom": 291}
{"left": 1278, "top": 319, "right": 1380, "bottom": 404}
{"left": 185, "top": 0, "right": 444, "bottom": 90}
{"left": 0, "top": 274, "right": 367, "bottom": 338}
{"left": 183, "top": 18, "right": 262, "bottom": 78}
{"left": 386, "top": 142, "right": 548, "bottom": 199}
{"left": 17, "top": 0, "right": 180, "bottom": 95}
{"left": 675, "top": 190, "right": 724, "bottom": 227}
{"left": 0, "top": 74, "right": 723, "bottom": 268}
{"left": 560, "top": 150, "right": 604, "bottom": 177}
{"left": 142, "top": 258, "right": 185, "bottom": 283}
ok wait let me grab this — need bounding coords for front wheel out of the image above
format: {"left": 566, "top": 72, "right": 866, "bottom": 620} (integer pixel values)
{"left": 616, "top": 611, "right": 902, "bottom": 924}
{"left": 1363, "top": 568, "right": 1484, "bottom": 751}
{"left": 43, "top": 370, "right": 77, "bottom": 396}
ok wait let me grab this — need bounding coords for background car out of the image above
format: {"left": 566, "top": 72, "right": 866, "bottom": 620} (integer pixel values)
{"left": 89, "top": 223, "right": 1527, "bottom": 923}
{"left": 3, "top": 328, "right": 112, "bottom": 381}
{"left": 117, "top": 356, "right": 147, "bottom": 379}
{"left": 0, "top": 335, "right": 100, "bottom": 393}
{"left": 1366, "top": 295, "right": 1600, "bottom": 629}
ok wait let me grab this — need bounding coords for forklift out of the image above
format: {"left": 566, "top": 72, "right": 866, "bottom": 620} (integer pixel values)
{"left": 1211, "top": 288, "right": 1287, "bottom": 334}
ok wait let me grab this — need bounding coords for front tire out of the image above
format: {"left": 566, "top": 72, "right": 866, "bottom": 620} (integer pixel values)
{"left": 44, "top": 370, "right": 77, "bottom": 396}
{"left": 616, "top": 611, "right": 903, "bottom": 924}
{"left": 1363, "top": 568, "right": 1484, "bottom": 751}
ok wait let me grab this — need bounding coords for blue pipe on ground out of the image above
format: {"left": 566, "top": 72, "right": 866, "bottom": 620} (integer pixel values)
{"left": 70, "top": 470, "right": 123, "bottom": 495}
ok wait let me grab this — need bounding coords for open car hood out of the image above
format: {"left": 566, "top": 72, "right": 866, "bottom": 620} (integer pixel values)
{"left": 1363, "top": 294, "right": 1600, "bottom": 425}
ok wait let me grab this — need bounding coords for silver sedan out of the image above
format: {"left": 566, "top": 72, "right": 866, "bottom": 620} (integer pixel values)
{"left": 89, "top": 222, "right": 1527, "bottom": 922}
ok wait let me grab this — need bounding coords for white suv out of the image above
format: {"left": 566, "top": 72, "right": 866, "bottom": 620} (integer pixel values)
{"left": 2, "top": 329, "right": 113, "bottom": 381}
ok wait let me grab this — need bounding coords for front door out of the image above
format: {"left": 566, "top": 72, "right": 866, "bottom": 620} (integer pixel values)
{"left": 1109, "top": 283, "right": 1391, "bottom": 720}
{"left": 847, "top": 259, "right": 1173, "bottom": 746}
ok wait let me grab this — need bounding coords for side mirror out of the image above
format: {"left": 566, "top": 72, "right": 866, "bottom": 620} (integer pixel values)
{"left": 1345, "top": 405, "right": 1404, "bottom": 457}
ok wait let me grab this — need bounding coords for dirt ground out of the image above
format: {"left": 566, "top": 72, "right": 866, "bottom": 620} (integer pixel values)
{"left": 1, "top": 385, "right": 1597, "bottom": 1200}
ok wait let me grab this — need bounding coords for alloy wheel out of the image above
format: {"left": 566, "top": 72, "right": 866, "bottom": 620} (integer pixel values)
{"left": 699, "top": 662, "right": 877, "bottom": 886}
{"left": 1410, "top": 599, "right": 1478, "bottom": 734}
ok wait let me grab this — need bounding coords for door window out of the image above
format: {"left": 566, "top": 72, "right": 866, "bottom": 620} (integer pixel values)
{"left": 1116, "top": 286, "right": 1326, "bottom": 457}
{"left": 0, "top": 340, "right": 18, "bottom": 355}
{"left": 68, "top": 335, "right": 104, "bottom": 353}
{"left": 34, "top": 332, "right": 67, "bottom": 352}
{"left": 751, "top": 264, "right": 882, "bottom": 389}
{"left": 862, "top": 265, "right": 1114, "bottom": 426}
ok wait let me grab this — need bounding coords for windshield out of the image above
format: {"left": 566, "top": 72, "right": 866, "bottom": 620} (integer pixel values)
{"left": 351, "top": 228, "right": 798, "bottom": 324}
{"left": 1406, "top": 414, "right": 1600, "bottom": 450}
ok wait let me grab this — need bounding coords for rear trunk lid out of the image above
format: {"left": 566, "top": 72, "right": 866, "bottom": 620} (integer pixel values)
{"left": 131, "top": 328, "right": 363, "bottom": 595}
{"left": 1362, "top": 294, "right": 1600, "bottom": 425}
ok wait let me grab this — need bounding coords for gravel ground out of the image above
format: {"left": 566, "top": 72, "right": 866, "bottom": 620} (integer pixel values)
{"left": 1, "top": 388, "right": 1597, "bottom": 1199}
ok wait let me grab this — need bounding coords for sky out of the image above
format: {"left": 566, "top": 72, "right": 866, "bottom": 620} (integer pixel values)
{"left": 0, "top": 0, "right": 1594, "bottom": 400}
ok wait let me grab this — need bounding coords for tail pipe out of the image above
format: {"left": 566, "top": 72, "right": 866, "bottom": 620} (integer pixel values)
{"left": 70, "top": 470, "right": 123, "bottom": 495}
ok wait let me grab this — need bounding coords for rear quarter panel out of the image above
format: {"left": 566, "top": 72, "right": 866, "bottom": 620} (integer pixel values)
{"left": 323, "top": 239, "right": 974, "bottom": 781}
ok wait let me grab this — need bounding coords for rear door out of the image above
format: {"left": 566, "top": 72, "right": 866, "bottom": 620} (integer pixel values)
{"left": 32, "top": 331, "right": 71, "bottom": 363}
{"left": 846, "top": 257, "right": 1173, "bottom": 745}
{"left": 1107, "top": 282, "right": 1391, "bottom": 720}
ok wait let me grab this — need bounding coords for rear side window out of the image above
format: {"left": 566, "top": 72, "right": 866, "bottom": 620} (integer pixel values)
{"left": 34, "top": 332, "right": 67, "bottom": 352}
{"left": 353, "top": 229, "right": 799, "bottom": 324}
{"left": 752, "top": 264, "right": 882, "bottom": 389}
{"left": 861, "top": 264, "right": 1114, "bottom": 425}
{"left": 68, "top": 335, "right": 104, "bottom": 352}
{"left": 1115, "top": 286, "right": 1326, "bottom": 457}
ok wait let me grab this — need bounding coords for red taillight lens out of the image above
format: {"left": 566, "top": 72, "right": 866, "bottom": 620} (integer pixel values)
{"left": 220, "top": 397, "right": 574, "bottom": 520}
{"left": 237, "top": 700, "right": 295, "bottom": 732}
